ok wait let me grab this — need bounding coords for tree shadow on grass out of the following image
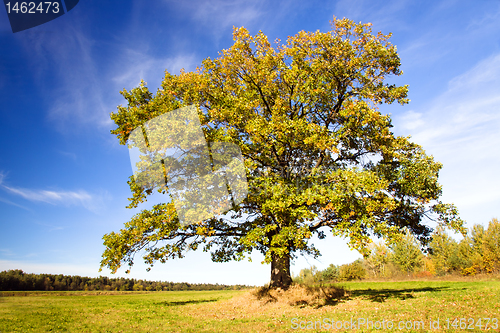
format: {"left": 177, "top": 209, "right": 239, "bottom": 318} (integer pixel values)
{"left": 154, "top": 298, "right": 220, "bottom": 306}
{"left": 348, "top": 286, "right": 451, "bottom": 303}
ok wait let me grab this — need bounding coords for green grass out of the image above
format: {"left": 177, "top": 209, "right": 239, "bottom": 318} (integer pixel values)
{"left": 1, "top": 280, "right": 499, "bottom": 332}
{"left": 0, "top": 290, "right": 242, "bottom": 332}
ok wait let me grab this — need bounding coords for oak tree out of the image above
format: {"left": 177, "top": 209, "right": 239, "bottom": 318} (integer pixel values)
{"left": 100, "top": 17, "right": 464, "bottom": 288}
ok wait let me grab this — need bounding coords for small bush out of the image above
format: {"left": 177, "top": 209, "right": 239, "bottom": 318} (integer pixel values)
{"left": 321, "top": 264, "right": 340, "bottom": 281}
{"left": 293, "top": 266, "right": 322, "bottom": 285}
{"left": 461, "top": 266, "right": 478, "bottom": 276}
{"left": 415, "top": 271, "right": 433, "bottom": 278}
{"left": 339, "top": 260, "right": 366, "bottom": 281}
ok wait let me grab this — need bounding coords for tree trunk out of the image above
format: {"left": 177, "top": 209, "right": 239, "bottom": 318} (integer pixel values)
{"left": 269, "top": 251, "right": 292, "bottom": 289}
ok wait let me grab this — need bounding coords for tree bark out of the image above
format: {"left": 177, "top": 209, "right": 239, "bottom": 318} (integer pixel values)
{"left": 269, "top": 251, "right": 292, "bottom": 289}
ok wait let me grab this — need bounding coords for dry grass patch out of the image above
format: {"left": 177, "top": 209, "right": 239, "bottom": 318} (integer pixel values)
{"left": 252, "top": 284, "right": 348, "bottom": 307}
{"left": 187, "top": 286, "right": 347, "bottom": 332}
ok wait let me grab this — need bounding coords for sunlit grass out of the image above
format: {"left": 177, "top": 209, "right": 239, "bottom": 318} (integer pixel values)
{"left": 1, "top": 279, "right": 499, "bottom": 332}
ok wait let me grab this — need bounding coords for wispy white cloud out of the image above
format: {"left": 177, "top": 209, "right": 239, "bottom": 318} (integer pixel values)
{"left": 0, "top": 181, "right": 111, "bottom": 213}
{"left": 393, "top": 53, "right": 500, "bottom": 226}
{"left": 0, "top": 172, "right": 32, "bottom": 210}
{"left": 0, "top": 196, "right": 32, "bottom": 211}
{"left": 397, "top": 110, "right": 424, "bottom": 130}
{"left": 21, "top": 26, "right": 114, "bottom": 132}
{"left": 334, "top": 0, "right": 412, "bottom": 29}
{"left": 0, "top": 249, "right": 14, "bottom": 256}
{"left": 165, "top": 0, "right": 267, "bottom": 42}
{"left": 192, "top": 0, "right": 263, "bottom": 27}
{"left": 397, "top": 54, "right": 500, "bottom": 148}
{"left": 57, "top": 150, "right": 77, "bottom": 160}
{"left": 111, "top": 51, "right": 198, "bottom": 91}
{"left": 33, "top": 220, "right": 65, "bottom": 232}
{"left": 4, "top": 186, "right": 91, "bottom": 204}
{"left": 466, "top": 5, "right": 500, "bottom": 34}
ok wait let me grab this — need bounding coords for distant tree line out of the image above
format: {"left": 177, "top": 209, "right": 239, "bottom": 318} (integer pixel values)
{"left": 294, "top": 218, "right": 500, "bottom": 283}
{"left": 0, "top": 270, "right": 251, "bottom": 292}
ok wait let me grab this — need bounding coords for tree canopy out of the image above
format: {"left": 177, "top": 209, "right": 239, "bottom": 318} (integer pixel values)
{"left": 100, "top": 17, "right": 464, "bottom": 288}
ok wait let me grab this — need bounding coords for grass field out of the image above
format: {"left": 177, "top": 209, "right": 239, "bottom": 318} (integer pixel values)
{"left": 1, "top": 279, "right": 499, "bottom": 332}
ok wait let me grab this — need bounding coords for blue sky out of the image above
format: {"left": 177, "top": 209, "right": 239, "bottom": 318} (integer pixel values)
{"left": 0, "top": 0, "right": 499, "bottom": 286}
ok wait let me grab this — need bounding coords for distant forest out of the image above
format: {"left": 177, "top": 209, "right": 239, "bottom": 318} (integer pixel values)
{"left": 0, "top": 270, "right": 251, "bottom": 292}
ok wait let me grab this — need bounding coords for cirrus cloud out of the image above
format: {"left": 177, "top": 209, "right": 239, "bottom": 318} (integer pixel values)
{"left": 0, "top": 176, "right": 110, "bottom": 213}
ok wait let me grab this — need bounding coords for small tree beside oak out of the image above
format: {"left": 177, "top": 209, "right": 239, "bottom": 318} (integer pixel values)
{"left": 100, "top": 17, "right": 464, "bottom": 289}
